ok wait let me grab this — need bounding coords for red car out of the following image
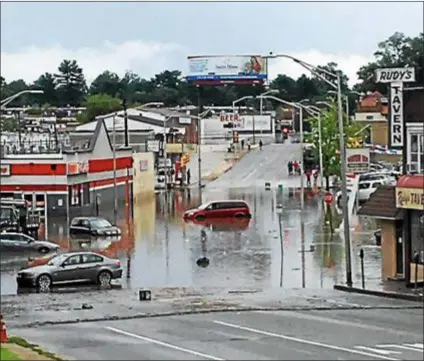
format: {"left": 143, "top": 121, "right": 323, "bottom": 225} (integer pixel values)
{"left": 183, "top": 200, "right": 251, "bottom": 220}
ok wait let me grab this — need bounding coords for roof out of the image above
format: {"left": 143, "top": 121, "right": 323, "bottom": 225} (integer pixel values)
{"left": 357, "top": 185, "right": 403, "bottom": 220}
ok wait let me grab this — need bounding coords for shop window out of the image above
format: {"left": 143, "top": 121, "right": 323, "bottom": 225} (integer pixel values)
{"left": 407, "top": 130, "right": 424, "bottom": 174}
{"left": 410, "top": 211, "right": 424, "bottom": 264}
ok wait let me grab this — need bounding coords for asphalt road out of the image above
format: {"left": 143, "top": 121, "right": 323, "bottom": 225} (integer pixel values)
{"left": 208, "top": 143, "right": 303, "bottom": 189}
{"left": 13, "top": 307, "right": 423, "bottom": 360}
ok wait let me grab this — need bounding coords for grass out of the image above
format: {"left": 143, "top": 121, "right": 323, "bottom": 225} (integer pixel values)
{"left": 1, "top": 346, "right": 22, "bottom": 360}
{"left": 7, "top": 336, "right": 64, "bottom": 361}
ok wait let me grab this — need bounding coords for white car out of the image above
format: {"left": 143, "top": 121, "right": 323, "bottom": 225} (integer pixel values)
{"left": 358, "top": 180, "right": 385, "bottom": 201}
{"left": 359, "top": 172, "right": 395, "bottom": 185}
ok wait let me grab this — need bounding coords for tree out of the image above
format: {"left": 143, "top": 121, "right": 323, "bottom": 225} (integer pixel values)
{"left": 77, "top": 93, "right": 122, "bottom": 123}
{"left": 354, "top": 32, "right": 424, "bottom": 93}
{"left": 55, "top": 59, "right": 87, "bottom": 106}
{"left": 33, "top": 73, "right": 57, "bottom": 106}
{"left": 305, "top": 102, "right": 364, "bottom": 189}
{"left": 89, "top": 71, "right": 121, "bottom": 97}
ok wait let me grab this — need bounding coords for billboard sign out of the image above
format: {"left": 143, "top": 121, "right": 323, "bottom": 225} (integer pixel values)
{"left": 186, "top": 55, "right": 268, "bottom": 85}
{"left": 346, "top": 148, "right": 370, "bottom": 173}
{"left": 375, "top": 67, "right": 416, "bottom": 83}
{"left": 220, "top": 114, "right": 272, "bottom": 132}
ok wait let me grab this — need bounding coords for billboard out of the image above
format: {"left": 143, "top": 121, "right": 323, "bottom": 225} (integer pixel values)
{"left": 345, "top": 148, "right": 370, "bottom": 174}
{"left": 186, "top": 55, "right": 268, "bottom": 85}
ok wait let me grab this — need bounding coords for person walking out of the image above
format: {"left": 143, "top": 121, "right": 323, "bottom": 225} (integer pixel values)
{"left": 305, "top": 168, "right": 312, "bottom": 187}
{"left": 287, "top": 161, "right": 293, "bottom": 175}
{"left": 186, "top": 168, "right": 191, "bottom": 184}
{"left": 293, "top": 160, "right": 299, "bottom": 175}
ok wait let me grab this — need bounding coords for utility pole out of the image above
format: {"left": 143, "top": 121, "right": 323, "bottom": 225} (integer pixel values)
{"left": 112, "top": 114, "right": 118, "bottom": 224}
{"left": 122, "top": 98, "right": 129, "bottom": 147}
{"left": 197, "top": 86, "right": 204, "bottom": 202}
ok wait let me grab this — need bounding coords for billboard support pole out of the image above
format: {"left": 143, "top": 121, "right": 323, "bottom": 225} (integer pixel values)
{"left": 197, "top": 86, "right": 204, "bottom": 203}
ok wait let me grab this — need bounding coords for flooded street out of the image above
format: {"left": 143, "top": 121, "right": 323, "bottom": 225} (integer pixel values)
{"left": 1, "top": 186, "right": 382, "bottom": 295}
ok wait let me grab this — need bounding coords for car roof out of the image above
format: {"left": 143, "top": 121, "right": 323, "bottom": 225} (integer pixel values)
{"left": 0, "top": 232, "right": 32, "bottom": 237}
{"left": 71, "top": 216, "right": 104, "bottom": 221}
{"left": 206, "top": 200, "right": 248, "bottom": 204}
{"left": 59, "top": 251, "right": 106, "bottom": 257}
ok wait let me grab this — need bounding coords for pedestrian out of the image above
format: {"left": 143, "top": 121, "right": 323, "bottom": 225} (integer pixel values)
{"left": 313, "top": 168, "right": 319, "bottom": 186}
{"left": 259, "top": 139, "right": 263, "bottom": 150}
{"left": 241, "top": 139, "right": 245, "bottom": 150}
{"left": 297, "top": 161, "right": 302, "bottom": 175}
{"left": 305, "top": 168, "right": 312, "bottom": 187}
{"left": 293, "top": 160, "right": 299, "bottom": 175}
{"left": 287, "top": 161, "right": 293, "bottom": 175}
{"left": 247, "top": 139, "right": 251, "bottom": 151}
{"left": 186, "top": 168, "right": 191, "bottom": 184}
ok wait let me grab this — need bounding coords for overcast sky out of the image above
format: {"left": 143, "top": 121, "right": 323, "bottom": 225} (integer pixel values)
{"left": 1, "top": 1, "right": 422, "bottom": 86}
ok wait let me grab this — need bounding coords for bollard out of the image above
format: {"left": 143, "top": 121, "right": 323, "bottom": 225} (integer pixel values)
{"left": 359, "top": 248, "right": 365, "bottom": 289}
{"left": 414, "top": 252, "right": 419, "bottom": 293}
{"left": 139, "top": 289, "right": 152, "bottom": 301}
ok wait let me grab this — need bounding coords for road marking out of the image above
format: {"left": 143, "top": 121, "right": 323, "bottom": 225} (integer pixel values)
{"left": 105, "top": 326, "right": 224, "bottom": 360}
{"left": 404, "top": 343, "right": 423, "bottom": 350}
{"left": 244, "top": 169, "right": 257, "bottom": 181}
{"left": 377, "top": 344, "right": 424, "bottom": 352}
{"left": 213, "top": 320, "right": 399, "bottom": 360}
{"left": 354, "top": 346, "right": 401, "bottom": 355}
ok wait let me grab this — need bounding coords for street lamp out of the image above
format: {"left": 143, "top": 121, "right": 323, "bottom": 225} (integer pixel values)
{"left": 259, "top": 89, "right": 279, "bottom": 115}
{"left": 1, "top": 89, "right": 44, "bottom": 110}
{"left": 265, "top": 52, "right": 353, "bottom": 287}
{"left": 258, "top": 94, "right": 306, "bottom": 288}
{"left": 297, "top": 104, "right": 324, "bottom": 189}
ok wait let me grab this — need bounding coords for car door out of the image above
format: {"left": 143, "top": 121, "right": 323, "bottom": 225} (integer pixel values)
{"left": 0, "top": 234, "right": 15, "bottom": 251}
{"left": 53, "top": 254, "right": 83, "bottom": 283}
{"left": 205, "top": 203, "right": 220, "bottom": 218}
{"left": 79, "top": 253, "right": 104, "bottom": 281}
{"left": 18, "top": 234, "right": 38, "bottom": 251}
{"left": 81, "top": 219, "right": 92, "bottom": 235}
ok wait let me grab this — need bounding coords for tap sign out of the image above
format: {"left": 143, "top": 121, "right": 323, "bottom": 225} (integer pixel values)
{"left": 375, "top": 67, "right": 416, "bottom": 149}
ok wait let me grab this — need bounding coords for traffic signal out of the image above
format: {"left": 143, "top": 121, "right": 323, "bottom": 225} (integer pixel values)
{"left": 233, "top": 131, "right": 239, "bottom": 143}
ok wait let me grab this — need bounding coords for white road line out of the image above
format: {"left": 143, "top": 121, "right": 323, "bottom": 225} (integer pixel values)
{"left": 404, "top": 343, "right": 424, "bottom": 350}
{"left": 213, "top": 320, "right": 399, "bottom": 361}
{"left": 244, "top": 168, "right": 258, "bottom": 181}
{"left": 105, "top": 326, "right": 224, "bottom": 360}
{"left": 355, "top": 346, "right": 401, "bottom": 355}
{"left": 377, "top": 344, "right": 424, "bottom": 352}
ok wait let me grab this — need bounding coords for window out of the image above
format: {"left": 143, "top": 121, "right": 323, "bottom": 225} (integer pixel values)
{"left": 63, "top": 255, "right": 81, "bottom": 265}
{"left": 359, "top": 183, "right": 370, "bottom": 190}
{"left": 81, "top": 220, "right": 90, "bottom": 228}
{"left": 82, "top": 254, "right": 103, "bottom": 264}
{"left": 407, "top": 126, "right": 424, "bottom": 174}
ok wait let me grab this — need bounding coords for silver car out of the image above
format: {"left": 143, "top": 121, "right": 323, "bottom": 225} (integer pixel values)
{"left": 16, "top": 251, "right": 123, "bottom": 289}
{"left": 0, "top": 232, "right": 60, "bottom": 254}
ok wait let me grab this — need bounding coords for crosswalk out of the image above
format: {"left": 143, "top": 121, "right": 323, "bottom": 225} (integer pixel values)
{"left": 354, "top": 343, "right": 423, "bottom": 360}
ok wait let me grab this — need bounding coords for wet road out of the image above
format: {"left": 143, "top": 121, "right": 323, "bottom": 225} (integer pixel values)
{"left": 12, "top": 308, "right": 424, "bottom": 360}
{"left": 0, "top": 144, "right": 382, "bottom": 295}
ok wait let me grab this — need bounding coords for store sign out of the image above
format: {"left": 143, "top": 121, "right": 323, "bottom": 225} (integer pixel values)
{"left": 146, "top": 140, "right": 160, "bottom": 152}
{"left": 67, "top": 160, "right": 89, "bottom": 175}
{"left": 346, "top": 148, "right": 370, "bottom": 173}
{"left": 0, "top": 164, "right": 11, "bottom": 177}
{"left": 375, "top": 67, "right": 416, "bottom": 83}
{"left": 390, "top": 82, "right": 404, "bottom": 147}
{"left": 178, "top": 117, "right": 192, "bottom": 125}
{"left": 396, "top": 187, "right": 424, "bottom": 210}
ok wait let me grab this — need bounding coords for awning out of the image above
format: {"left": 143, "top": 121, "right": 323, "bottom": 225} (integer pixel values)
{"left": 397, "top": 175, "right": 424, "bottom": 189}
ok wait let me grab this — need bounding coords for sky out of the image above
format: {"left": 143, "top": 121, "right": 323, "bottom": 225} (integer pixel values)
{"left": 1, "top": 1, "right": 423, "bottom": 87}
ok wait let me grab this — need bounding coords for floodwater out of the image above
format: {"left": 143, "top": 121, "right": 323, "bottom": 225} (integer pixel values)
{"left": 0, "top": 187, "right": 381, "bottom": 295}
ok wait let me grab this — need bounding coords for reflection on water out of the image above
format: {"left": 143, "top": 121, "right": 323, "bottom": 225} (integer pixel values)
{"left": 1, "top": 187, "right": 383, "bottom": 295}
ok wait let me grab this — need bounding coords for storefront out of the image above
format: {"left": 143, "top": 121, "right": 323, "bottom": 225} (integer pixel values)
{"left": 396, "top": 175, "right": 424, "bottom": 284}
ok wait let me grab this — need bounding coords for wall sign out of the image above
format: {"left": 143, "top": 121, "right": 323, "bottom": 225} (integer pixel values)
{"left": 375, "top": 67, "right": 416, "bottom": 83}
{"left": 0, "top": 164, "right": 11, "bottom": 177}
{"left": 67, "top": 160, "right": 89, "bottom": 175}
{"left": 390, "top": 82, "right": 404, "bottom": 147}
{"left": 139, "top": 159, "right": 148, "bottom": 171}
{"left": 396, "top": 187, "right": 424, "bottom": 210}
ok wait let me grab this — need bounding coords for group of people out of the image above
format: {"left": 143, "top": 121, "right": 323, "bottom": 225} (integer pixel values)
{"left": 287, "top": 161, "right": 320, "bottom": 187}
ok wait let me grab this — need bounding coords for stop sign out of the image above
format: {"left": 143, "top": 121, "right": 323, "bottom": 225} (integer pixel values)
{"left": 324, "top": 192, "right": 334, "bottom": 204}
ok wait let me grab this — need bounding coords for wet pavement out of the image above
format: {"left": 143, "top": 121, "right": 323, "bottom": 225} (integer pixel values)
{"left": 0, "top": 144, "right": 383, "bottom": 296}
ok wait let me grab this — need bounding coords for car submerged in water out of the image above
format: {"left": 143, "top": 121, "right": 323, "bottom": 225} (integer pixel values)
{"left": 17, "top": 251, "right": 123, "bottom": 289}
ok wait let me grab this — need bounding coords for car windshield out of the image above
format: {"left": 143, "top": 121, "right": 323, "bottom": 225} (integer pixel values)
{"left": 198, "top": 203, "right": 211, "bottom": 210}
{"left": 47, "top": 254, "right": 69, "bottom": 266}
{"left": 91, "top": 219, "right": 112, "bottom": 228}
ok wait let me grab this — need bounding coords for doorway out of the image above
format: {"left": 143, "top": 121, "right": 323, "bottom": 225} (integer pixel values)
{"left": 395, "top": 220, "right": 404, "bottom": 276}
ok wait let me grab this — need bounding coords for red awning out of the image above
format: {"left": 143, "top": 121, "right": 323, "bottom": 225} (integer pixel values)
{"left": 397, "top": 175, "right": 424, "bottom": 189}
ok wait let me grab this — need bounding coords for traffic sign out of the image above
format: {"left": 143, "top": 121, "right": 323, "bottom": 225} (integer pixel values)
{"left": 324, "top": 192, "right": 334, "bottom": 204}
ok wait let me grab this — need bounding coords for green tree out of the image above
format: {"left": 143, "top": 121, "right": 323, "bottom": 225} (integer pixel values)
{"left": 77, "top": 93, "right": 121, "bottom": 123}
{"left": 354, "top": 32, "right": 424, "bottom": 93}
{"left": 305, "top": 102, "right": 364, "bottom": 189}
{"left": 89, "top": 71, "right": 121, "bottom": 97}
{"left": 55, "top": 59, "right": 87, "bottom": 106}
{"left": 33, "top": 73, "right": 57, "bottom": 106}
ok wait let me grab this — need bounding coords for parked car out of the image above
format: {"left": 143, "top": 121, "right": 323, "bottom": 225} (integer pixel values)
{"left": 358, "top": 180, "right": 384, "bottom": 201}
{"left": 69, "top": 217, "right": 121, "bottom": 237}
{"left": 191, "top": 217, "right": 251, "bottom": 232}
{"left": 0, "top": 232, "right": 60, "bottom": 254}
{"left": 17, "top": 251, "right": 123, "bottom": 288}
{"left": 184, "top": 200, "right": 251, "bottom": 220}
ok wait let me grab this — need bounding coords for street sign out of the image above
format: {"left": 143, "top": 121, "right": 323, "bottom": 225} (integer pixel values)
{"left": 324, "top": 192, "right": 334, "bottom": 205}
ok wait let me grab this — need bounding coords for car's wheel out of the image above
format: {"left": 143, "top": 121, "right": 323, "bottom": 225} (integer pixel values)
{"left": 36, "top": 274, "right": 52, "bottom": 289}
{"left": 38, "top": 247, "right": 49, "bottom": 254}
{"left": 97, "top": 270, "right": 112, "bottom": 286}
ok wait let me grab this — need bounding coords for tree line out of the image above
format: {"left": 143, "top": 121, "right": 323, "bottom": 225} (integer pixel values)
{"left": 1, "top": 32, "right": 422, "bottom": 123}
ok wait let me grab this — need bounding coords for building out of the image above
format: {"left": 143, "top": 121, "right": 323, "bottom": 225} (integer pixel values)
{"left": 358, "top": 88, "right": 423, "bottom": 286}
{"left": 353, "top": 91, "right": 389, "bottom": 146}
{"left": 0, "top": 119, "right": 134, "bottom": 238}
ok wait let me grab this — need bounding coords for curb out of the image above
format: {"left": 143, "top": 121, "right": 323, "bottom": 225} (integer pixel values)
{"left": 8, "top": 304, "right": 422, "bottom": 329}
{"left": 333, "top": 284, "right": 424, "bottom": 302}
